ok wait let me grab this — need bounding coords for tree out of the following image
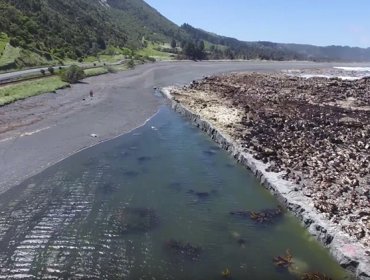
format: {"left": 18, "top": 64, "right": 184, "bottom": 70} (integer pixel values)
{"left": 97, "top": 37, "right": 106, "bottom": 50}
{"left": 60, "top": 65, "right": 85, "bottom": 83}
{"left": 171, "top": 39, "right": 177, "bottom": 49}
{"left": 183, "top": 42, "right": 196, "bottom": 59}
{"left": 182, "top": 40, "right": 206, "bottom": 60}
{"left": 198, "top": 40, "right": 205, "bottom": 52}
{"left": 196, "top": 40, "right": 206, "bottom": 60}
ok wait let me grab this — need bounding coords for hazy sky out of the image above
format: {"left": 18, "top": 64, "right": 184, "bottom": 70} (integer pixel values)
{"left": 144, "top": 0, "right": 370, "bottom": 48}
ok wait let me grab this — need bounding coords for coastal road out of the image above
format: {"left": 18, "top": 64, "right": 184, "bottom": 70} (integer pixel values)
{"left": 0, "top": 60, "right": 341, "bottom": 194}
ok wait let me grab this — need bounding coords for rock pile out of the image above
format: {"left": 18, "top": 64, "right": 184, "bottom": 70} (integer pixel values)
{"left": 170, "top": 73, "right": 370, "bottom": 247}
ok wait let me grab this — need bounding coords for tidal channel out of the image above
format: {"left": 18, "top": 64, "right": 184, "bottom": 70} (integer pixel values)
{"left": 0, "top": 107, "right": 350, "bottom": 279}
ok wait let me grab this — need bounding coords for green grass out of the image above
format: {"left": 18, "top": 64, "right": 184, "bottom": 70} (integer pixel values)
{"left": 16, "top": 49, "right": 51, "bottom": 68}
{"left": 0, "top": 43, "right": 21, "bottom": 67}
{"left": 0, "top": 76, "right": 68, "bottom": 106}
{"left": 83, "top": 55, "right": 99, "bottom": 63}
{"left": 137, "top": 43, "right": 174, "bottom": 60}
{"left": 98, "top": 54, "right": 127, "bottom": 63}
{"left": 113, "top": 64, "right": 129, "bottom": 71}
{"left": 84, "top": 67, "right": 109, "bottom": 77}
{"left": 0, "top": 33, "right": 8, "bottom": 54}
{"left": 82, "top": 47, "right": 132, "bottom": 64}
{"left": 0, "top": 34, "right": 55, "bottom": 70}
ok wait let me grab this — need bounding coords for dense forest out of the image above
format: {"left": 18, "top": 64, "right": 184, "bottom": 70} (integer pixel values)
{"left": 0, "top": 0, "right": 369, "bottom": 64}
{"left": 0, "top": 0, "right": 127, "bottom": 60}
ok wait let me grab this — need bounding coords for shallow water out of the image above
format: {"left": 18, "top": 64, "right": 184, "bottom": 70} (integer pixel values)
{"left": 0, "top": 107, "right": 350, "bottom": 279}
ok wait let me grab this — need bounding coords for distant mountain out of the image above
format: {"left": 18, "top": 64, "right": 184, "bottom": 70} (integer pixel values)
{"left": 180, "top": 23, "right": 370, "bottom": 62}
{"left": 0, "top": 0, "right": 369, "bottom": 65}
{"left": 283, "top": 43, "right": 370, "bottom": 62}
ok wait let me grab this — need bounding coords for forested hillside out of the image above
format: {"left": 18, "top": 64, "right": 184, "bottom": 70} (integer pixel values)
{"left": 0, "top": 0, "right": 127, "bottom": 60}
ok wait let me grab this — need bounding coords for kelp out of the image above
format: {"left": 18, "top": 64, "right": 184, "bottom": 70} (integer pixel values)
{"left": 221, "top": 268, "right": 231, "bottom": 278}
{"left": 301, "top": 272, "right": 333, "bottom": 280}
{"left": 165, "top": 239, "right": 202, "bottom": 261}
{"left": 187, "top": 189, "right": 211, "bottom": 200}
{"left": 137, "top": 156, "right": 152, "bottom": 163}
{"left": 230, "top": 206, "right": 283, "bottom": 223}
{"left": 237, "top": 238, "right": 247, "bottom": 247}
{"left": 273, "top": 249, "right": 293, "bottom": 268}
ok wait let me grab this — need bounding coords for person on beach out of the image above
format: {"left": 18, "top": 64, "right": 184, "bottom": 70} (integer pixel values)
{"left": 89, "top": 90, "right": 94, "bottom": 98}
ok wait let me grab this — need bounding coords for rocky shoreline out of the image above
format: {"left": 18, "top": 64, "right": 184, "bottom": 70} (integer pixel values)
{"left": 160, "top": 72, "right": 370, "bottom": 279}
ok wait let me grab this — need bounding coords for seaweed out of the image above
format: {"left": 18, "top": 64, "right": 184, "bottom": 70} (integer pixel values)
{"left": 230, "top": 206, "right": 283, "bottom": 223}
{"left": 237, "top": 238, "right": 247, "bottom": 247}
{"left": 187, "top": 189, "right": 211, "bottom": 200}
{"left": 110, "top": 207, "right": 159, "bottom": 234}
{"left": 273, "top": 249, "right": 293, "bottom": 268}
{"left": 137, "top": 156, "right": 152, "bottom": 163}
{"left": 221, "top": 268, "right": 231, "bottom": 278}
{"left": 301, "top": 272, "right": 333, "bottom": 280}
{"left": 165, "top": 239, "right": 202, "bottom": 261}
{"left": 249, "top": 207, "right": 282, "bottom": 223}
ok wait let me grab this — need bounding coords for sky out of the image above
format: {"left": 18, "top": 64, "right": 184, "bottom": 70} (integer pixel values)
{"left": 144, "top": 0, "right": 370, "bottom": 48}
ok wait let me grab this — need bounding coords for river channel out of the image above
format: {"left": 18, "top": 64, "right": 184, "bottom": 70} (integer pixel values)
{"left": 0, "top": 106, "right": 350, "bottom": 279}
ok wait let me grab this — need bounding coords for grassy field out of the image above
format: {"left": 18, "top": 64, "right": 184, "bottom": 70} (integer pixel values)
{"left": 0, "top": 33, "right": 8, "bottom": 54}
{"left": 98, "top": 54, "right": 127, "bottom": 63}
{"left": 137, "top": 43, "right": 174, "bottom": 60}
{"left": 0, "top": 43, "right": 21, "bottom": 68}
{"left": 84, "top": 67, "right": 109, "bottom": 77}
{"left": 0, "top": 76, "right": 68, "bottom": 106}
{"left": 0, "top": 33, "right": 21, "bottom": 68}
{"left": 113, "top": 64, "right": 129, "bottom": 71}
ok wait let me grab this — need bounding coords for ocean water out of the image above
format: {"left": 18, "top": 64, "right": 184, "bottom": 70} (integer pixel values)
{"left": 333, "top": 66, "right": 370, "bottom": 72}
{"left": 0, "top": 107, "right": 350, "bottom": 279}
